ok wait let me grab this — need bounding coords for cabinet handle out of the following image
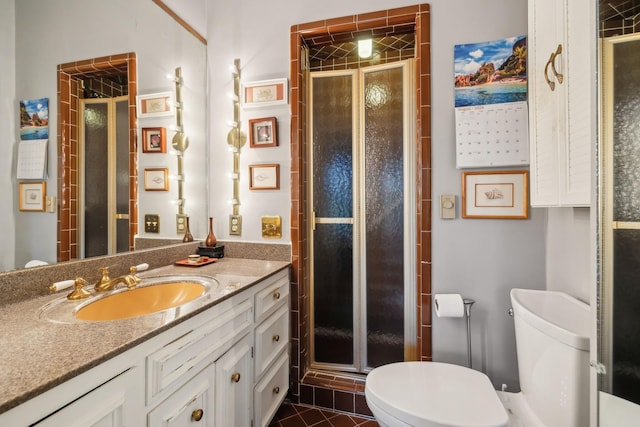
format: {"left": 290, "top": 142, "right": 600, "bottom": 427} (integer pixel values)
{"left": 273, "top": 334, "right": 280, "bottom": 342}
{"left": 273, "top": 291, "right": 281, "bottom": 300}
{"left": 191, "top": 409, "right": 204, "bottom": 422}
{"left": 273, "top": 385, "right": 280, "bottom": 394}
{"left": 544, "top": 51, "right": 557, "bottom": 91}
{"left": 550, "top": 44, "right": 564, "bottom": 85}
{"left": 231, "top": 372, "right": 241, "bottom": 383}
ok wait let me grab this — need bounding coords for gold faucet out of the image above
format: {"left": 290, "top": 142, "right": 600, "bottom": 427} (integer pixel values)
{"left": 95, "top": 265, "right": 143, "bottom": 291}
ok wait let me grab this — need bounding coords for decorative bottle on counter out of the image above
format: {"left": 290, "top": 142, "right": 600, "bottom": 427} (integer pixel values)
{"left": 205, "top": 217, "right": 217, "bottom": 247}
{"left": 182, "top": 216, "right": 194, "bottom": 242}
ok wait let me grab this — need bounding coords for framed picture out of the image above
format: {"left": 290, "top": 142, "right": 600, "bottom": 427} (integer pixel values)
{"left": 249, "top": 164, "right": 280, "bottom": 190}
{"left": 242, "top": 79, "right": 288, "bottom": 108}
{"left": 19, "top": 182, "right": 46, "bottom": 212}
{"left": 144, "top": 168, "right": 169, "bottom": 191}
{"left": 462, "top": 170, "right": 529, "bottom": 219}
{"left": 142, "top": 127, "right": 167, "bottom": 153}
{"left": 249, "top": 117, "right": 277, "bottom": 148}
{"left": 136, "top": 92, "right": 174, "bottom": 118}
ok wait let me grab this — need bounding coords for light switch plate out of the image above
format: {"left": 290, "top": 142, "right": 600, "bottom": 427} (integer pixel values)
{"left": 440, "top": 195, "right": 456, "bottom": 219}
{"left": 144, "top": 214, "right": 160, "bottom": 233}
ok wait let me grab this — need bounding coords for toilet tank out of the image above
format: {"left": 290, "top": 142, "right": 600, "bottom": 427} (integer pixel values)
{"left": 510, "top": 288, "right": 590, "bottom": 427}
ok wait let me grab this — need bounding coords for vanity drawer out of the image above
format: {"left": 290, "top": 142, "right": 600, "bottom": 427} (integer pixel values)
{"left": 254, "top": 305, "right": 289, "bottom": 380}
{"left": 254, "top": 271, "right": 289, "bottom": 322}
{"left": 254, "top": 352, "right": 289, "bottom": 427}
{"left": 146, "top": 298, "right": 252, "bottom": 402}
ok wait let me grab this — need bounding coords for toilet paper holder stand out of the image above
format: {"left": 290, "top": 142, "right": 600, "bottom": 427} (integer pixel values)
{"left": 463, "top": 298, "right": 475, "bottom": 369}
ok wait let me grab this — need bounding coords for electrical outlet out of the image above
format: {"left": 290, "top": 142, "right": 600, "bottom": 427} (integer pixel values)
{"left": 176, "top": 214, "right": 188, "bottom": 234}
{"left": 144, "top": 214, "right": 159, "bottom": 233}
{"left": 229, "top": 214, "right": 242, "bottom": 235}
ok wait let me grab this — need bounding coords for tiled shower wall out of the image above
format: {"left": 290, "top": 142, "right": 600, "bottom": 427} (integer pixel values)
{"left": 289, "top": 4, "right": 431, "bottom": 417}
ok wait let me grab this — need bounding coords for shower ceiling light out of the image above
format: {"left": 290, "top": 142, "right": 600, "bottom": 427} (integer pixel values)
{"left": 358, "top": 36, "right": 372, "bottom": 58}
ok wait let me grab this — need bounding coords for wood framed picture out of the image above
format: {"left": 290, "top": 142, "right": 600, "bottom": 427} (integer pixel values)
{"left": 136, "top": 92, "right": 174, "bottom": 118}
{"left": 142, "top": 127, "right": 166, "bottom": 153}
{"left": 19, "top": 181, "right": 46, "bottom": 212}
{"left": 241, "top": 79, "right": 288, "bottom": 108}
{"left": 144, "top": 168, "right": 169, "bottom": 191}
{"left": 249, "top": 117, "right": 277, "bottom": 148}
{"left": 249, "top": 164, "right": 280, "bottom": 190}
{"left": 462, "top": 170, "right": 529, "bottom": 219}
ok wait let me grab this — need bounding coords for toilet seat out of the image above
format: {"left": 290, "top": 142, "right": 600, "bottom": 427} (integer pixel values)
{"left": 365, "top": 362, "right": 508, "bottom": 427}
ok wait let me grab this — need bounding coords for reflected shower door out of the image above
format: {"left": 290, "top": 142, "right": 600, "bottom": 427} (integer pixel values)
{"left": 310, "top": 61, "right": 415, "bottom": 373}
{"left": 81, "top": 96, "right": 130, "bottom": 258}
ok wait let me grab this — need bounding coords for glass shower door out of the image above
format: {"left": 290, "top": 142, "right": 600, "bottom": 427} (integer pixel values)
{"left": 310, "top": 61, "right": 415, "bottom": 373}
{"left": 600, "top": 33, "right": 640, "bottom": 409}
{"left": 80, "top": 96, "right": 129, "bottom": 258}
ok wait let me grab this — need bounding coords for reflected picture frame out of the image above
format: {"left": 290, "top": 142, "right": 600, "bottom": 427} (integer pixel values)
{"left": 142, "top": 127, "right": 167, "bottom": 153}
{"left": 136, "top": 92, "right": 174, "bottom": 118}
{"left": 462, "top": 170, "right": 528, "bottom": 219}
{"left": 249, "top": 164, "right": 280, "bottom": 190}
{"left": 144, "top": 168, "right": 169, "bottom": 191}
{"left": 249, "top": 117, "right": 277, "bottom": 148}
{"left": 242, "top": 79, "right": 288, "bottom": 108}
{"left": 19, "top": 181, "right": 46, "bottom": 212}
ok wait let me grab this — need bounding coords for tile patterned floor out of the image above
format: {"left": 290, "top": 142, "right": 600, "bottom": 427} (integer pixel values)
{"left": 269, "top": 403, "right": 379, "bottom": 427}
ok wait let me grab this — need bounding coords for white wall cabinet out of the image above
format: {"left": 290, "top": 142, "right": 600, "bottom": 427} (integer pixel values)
{"left": 528, "top": 0, "right": 595, "bottom": 207}
{"left": 2, "top": 269, "right": 290, "bottom": 427}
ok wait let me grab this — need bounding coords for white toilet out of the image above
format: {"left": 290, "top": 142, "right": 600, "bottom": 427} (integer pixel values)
{"left": 365, "top": 288, "right": 590, "bottom": 427}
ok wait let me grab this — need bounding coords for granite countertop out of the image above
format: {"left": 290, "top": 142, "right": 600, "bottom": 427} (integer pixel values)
{"left": 0, "top": 257, "right": 289, "bottom": 416}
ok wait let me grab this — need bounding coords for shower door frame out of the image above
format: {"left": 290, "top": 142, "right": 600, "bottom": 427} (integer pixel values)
{"left": 78, "top": 95, "right": 130, "bottom": 258}
{"left": 308, "top": 60, "right": 417, "bottom": 374}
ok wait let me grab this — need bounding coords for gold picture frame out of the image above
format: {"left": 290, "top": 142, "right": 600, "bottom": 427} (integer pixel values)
{"left": 144, "top": 168, "right": 169, "bottom": 191}
{"left": 461, "top": 170, "right": 528, "bottom": 219}
{"left": 249, "top": 164, "right": 280, "bottom": 190}
{"left": 19, "top": 182, "right": 46, "bottom": 212}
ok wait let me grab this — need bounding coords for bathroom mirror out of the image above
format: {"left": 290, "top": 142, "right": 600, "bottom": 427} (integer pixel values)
{"left": 7, "top": 0, "right": 208, "bottom": 271}
{"left": 598, "top": 0, "right": 640, "bottom": 420}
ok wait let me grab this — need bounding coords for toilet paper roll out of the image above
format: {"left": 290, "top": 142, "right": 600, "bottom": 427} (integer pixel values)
{"left": 434, "top": 293, "right": 464, "bottom": 318}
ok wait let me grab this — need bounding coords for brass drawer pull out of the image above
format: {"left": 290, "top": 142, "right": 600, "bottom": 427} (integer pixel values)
{"left": 231, "top": 372, "right": 241, "bottom": 383}
{"left": 191, "top": 409, "right": 204, "bottom": 422}
{"left": 551, "top": 44, "right": 564, "bottom": 84}
{"left": 273, "top": 385, "right": 280, "bottom": 394}
{"left": 544, "top": 51, "right": 557, "bottom": 91}
{"left": 273, "top": 334, "right": 280, "bottom": 342}
{"left": 273, "top": 291, "right": 281, "bottom": 300}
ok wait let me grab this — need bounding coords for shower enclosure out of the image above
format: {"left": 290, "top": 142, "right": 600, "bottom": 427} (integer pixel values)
{"left": 600, "top": 32, "right": 640, "bottom": 407}
{"left": 308, "top": 60, "right": 416, "bottom": 373}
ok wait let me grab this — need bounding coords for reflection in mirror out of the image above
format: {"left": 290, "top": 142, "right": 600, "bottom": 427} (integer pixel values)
{"left": 598, "top": 0, "right": 640, "bottom": 417}
{"left": 6, "top": 0, "right": 207, "bottom": 272}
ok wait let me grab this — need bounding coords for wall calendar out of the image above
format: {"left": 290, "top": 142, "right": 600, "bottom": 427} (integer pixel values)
{"left": 454, "top": 35, "right": 529, "bottom": 168}
{"left": 455, "top": 101, "right": 529, "bottom": 168}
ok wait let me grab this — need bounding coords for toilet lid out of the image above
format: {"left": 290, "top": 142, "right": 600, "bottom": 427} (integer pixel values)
{"left": 365, "top": 362, "right": 508, "bottom": 427}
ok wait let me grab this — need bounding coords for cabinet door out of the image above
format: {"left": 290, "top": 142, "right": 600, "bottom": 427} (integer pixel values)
{"left": 148, "top": 365, "right": 214, "bottom": 427}
{"left": 215, "top": 334, "right": 253, "bottom": 427}
{"left": 34, "top": 368, "right": 141, "bottom": 427}
{"left": 528, "top": 0, "right": 565, "bottom": 206}
{"left": 560, "top": 0, "right": 593, "bottom": 206}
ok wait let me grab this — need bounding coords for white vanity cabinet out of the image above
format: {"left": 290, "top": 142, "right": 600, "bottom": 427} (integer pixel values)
{"left": 528, "top": 0, "right": 595, "bottom": 207}
{"left": 33, "top": 368, "right": 143, "bottom": 427}
{"left": 0, "top": 267, "right": 290, "bottom": 427}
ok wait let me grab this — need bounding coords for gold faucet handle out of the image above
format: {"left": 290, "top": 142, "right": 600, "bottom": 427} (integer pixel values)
{"left": 67, "top": 278, "right": 92, "bottom": 300}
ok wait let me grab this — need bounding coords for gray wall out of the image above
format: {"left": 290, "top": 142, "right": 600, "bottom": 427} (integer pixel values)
{"left": 0, "top": 0, "right": 15, "bottom": 271}
{"left": 207, "top": 0, "right": 548, "bottom": 389}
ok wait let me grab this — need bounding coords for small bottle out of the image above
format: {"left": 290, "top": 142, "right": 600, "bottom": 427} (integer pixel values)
{"left": 205, "top": 217, "right": 217, "bottom": 247}
{"left": 182, "top": 216, "right": 194, "bottom": 242}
